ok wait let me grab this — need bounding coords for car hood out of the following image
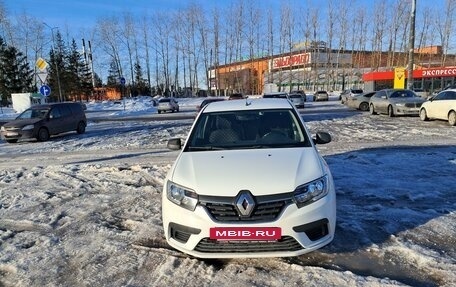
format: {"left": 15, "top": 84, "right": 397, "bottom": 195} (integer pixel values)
{"left": 389, "top": 97, "right": 425, "bottom": 104}
{"left": 169, "top": 148, "right": 326, "bottom": 197}
{"left": 3, "top": 118, "right": 42, "bottom": 128}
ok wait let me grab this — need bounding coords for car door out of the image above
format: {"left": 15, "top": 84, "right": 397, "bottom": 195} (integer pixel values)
{"left": 48, "top": 106, "right": 64, "bottom": 134}
{"left": 373, "top": 90, "right": 387, "bottom": 113}
{"left": 435, "top": 91, "right": 456, "bottom": 120}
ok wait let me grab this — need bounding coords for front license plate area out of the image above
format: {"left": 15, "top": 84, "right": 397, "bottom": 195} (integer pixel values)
{"left": 210, "top": 227, "right": 281, "bottom": 241}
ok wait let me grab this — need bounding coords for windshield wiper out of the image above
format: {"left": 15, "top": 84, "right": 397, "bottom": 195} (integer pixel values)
{"left": 187, "top": 146, "right": 227, "bottom": 151}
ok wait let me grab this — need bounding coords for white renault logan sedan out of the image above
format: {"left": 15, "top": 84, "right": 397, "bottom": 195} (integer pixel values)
{"left": 162, "top": 98, "right": 336, "bottom": 258}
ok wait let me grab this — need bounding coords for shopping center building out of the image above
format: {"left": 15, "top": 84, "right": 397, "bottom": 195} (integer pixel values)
{"left": 208, "top": 44, "right": 456, "bottom": 96}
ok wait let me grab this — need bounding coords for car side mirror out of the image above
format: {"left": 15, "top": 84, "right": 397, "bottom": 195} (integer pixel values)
{"left": 313, "top": 132, "right": 332, "bottom": 145}
{"left": 167, "top": 138, "right": 182, "bottom": 150}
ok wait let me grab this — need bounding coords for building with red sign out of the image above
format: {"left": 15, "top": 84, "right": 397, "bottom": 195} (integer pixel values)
{"left": 208, "top": 45, "right": 455, "bottom": 96}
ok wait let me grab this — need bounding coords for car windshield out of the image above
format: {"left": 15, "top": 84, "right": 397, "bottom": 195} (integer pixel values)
{"left": 289, "top": 94, "right": 302, "bottom": 99}
{"left": 17, "top": 108, "right": 49, "bottom": 119}
{"left": 389, "top": 90, "right": 417, "bottom": 98}
{"left": 352, "top": 89, "right": 363, "bottom": 94}
{"left": 263, "top": 94, "right": 288, "bottom": 98}
{"left": 159, "top": 99, "right": 171, "bottom": 103}
{"left": 185, "top": 109, "right": 311, "bottom": 151}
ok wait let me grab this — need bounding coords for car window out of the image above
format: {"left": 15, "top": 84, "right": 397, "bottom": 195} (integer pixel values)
{"left": 447, "top": 91, "right": 456, "bottom": 100}
{"left": 17, "top": 108, "right": 49, "bottom": 119}
{"left": 352, "top": 89, "right": 363, "bottom": 94}
{"left": 159, "top": 99, "right": 170, "bottom": 103}
{"left": 389, "top": 90, "right": 415, "bottom": 98}
{"left": 60, "top": 105, "right": 72, "bottom": 117}
{"left": 185, "top": 109, "right": 310, "bottom": 151}
{"left": 50, "top": 107, "right": 62, "bottom": 119}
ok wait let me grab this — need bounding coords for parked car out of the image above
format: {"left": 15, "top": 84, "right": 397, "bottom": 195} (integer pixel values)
{"left": 345, "top": 91, "right": 376, "bottom": 111}
{"left": 340, "top": 88, "right": 364, "bottom": 104}
{"left": 369, "top": 89, "right": 425, "bottom": 117}
{"left": 413, "top": 89, "right": 429, "bottom": 99}
{"left": 196, "top": 97, "right": 226, "bottom": 112}
{"left": 288, "top": 92, "right": 306, "bottom": 108}
{"left": 0, "top": 102, "right": 87, "bottom": 143}
{"left": 228, "top": 93, "right": 244, "bottom": 100}
{"left": 162, "top": 98, "right": 336, "bottom": 258}
{"left": 419, "top": 88, "right": 456, "bottom": 126}
{"left": 157, "top": 98, "right": 179, "bottom": 113}
{"left": 291, "top": 90, "right": 307, "bottom": 101}
{"left": 313, "top": 91, "right": 329, "bottom": 101}
{"left": 263, "top": 92, "right": 289, "bottom": 100}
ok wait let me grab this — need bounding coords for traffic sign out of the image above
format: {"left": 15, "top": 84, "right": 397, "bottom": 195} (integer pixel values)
{"left": 39, "top": 85, "right": 51, "bottom": 96}
{"left": 37, "top": 72, "right": 48, "bottom": 84}
{"left": 36, "top": 57, "right": 49, "bottom": 71}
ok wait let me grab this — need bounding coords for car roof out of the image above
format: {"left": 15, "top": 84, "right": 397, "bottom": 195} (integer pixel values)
{"left": 29, "top": 102, "right": 77, "bottom": 109}
{"left": 202, "top": 98, "right": 294, "bottom": 113}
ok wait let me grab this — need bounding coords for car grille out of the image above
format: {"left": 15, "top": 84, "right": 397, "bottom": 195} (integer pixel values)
{"left": 201, "top": 197, "right": 292, "bottom": 222}
{"left": 405, "top": 102, "right": 422, "bottom": 108}
{"left": 194, "top": 236, "right": 303, "bottom": 253}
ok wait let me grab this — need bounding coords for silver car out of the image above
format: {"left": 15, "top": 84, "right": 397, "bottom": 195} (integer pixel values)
{"left": 157, "top": 98, "right": 179, "bottom": 113}
{"left": 313, "top": 91, "right": 329, "bottom": 101}
{"left": 340, "top": 88, "right": 364, "bottom": 104}
{"left": 288, "top": 93, "right": 306, "bottom": 108}
{"left": 369, "top": 89, "right": 425, "bottom": 117}
{"left": 346, "top": 91, "right": 375, "bottom": 111}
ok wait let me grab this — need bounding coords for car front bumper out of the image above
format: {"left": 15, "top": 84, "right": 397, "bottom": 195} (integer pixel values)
{"left": 162, "top": 188, "right": 336, "bottom": 258}
{"left": 0, "top": 129, "right": 35, "bottom": 141}
{"left": 393, "top": 106, "right": 420, "bottom": 115}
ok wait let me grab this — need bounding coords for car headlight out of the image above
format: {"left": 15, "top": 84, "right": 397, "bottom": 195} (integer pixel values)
{"left": 0, "top": 126, "right": 5, "bottom": 132}
{"left": 394, "top": 103, "right": 405, "bottom": 107}
{"left": 293, "top": 176, "right": 329, "bottom": 208}
{"left": 166, "top": 181, "right": 198, "bottom": 211}
{"left": 22, "top": 124, "right": 35, "bottom": 131}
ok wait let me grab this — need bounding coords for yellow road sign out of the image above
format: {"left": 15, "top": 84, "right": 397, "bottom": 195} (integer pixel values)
{"left": 394, "top": 67, "right": 406, "bottom": 89}
{"left": 36, "top": 57, "right": 49, "bottom": 71}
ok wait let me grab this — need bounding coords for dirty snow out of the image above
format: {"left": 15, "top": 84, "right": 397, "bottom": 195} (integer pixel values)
{"left": 0, "top": 96, "right": 455, "bottom": 287}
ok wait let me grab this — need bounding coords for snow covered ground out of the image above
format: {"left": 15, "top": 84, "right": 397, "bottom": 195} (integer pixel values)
{"left": 0, "top": 96, "right": 455, "bottom": 286}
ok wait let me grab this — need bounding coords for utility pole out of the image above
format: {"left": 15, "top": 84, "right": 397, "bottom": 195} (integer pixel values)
{"left": 407, "top": 0, "right": 416, "bottom": 90}
{"left": 43, "top": 22, "right": 63, "bottom": 102}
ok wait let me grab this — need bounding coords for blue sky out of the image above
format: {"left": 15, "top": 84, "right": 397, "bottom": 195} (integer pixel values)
{"left": 5, "top": 0, "right": 442, "bottom": 35}
{"left": 6, "top": 0, "right": 442, "bottom": 29}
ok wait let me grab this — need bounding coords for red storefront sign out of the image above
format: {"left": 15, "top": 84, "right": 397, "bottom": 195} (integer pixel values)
{"left": 363, "top": 67, "right": 456, "bottom": 82}
{"left": 273, "top": 53, "right": 310, "bottom": 69}
{"left": 421, "top": 67, "right": 456, "bottom": 78}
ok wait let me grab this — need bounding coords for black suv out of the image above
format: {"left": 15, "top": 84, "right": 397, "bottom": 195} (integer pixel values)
{"left": 0, "top": 102, "right": 87, "bottom": 143}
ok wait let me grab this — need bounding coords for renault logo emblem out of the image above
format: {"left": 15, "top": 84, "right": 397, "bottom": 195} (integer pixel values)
{"left": 235, "top": 190, "right": 255, "bottom": 217}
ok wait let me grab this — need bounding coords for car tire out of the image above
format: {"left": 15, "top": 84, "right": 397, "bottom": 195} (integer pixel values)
{"left": 37, "top": 127, "right": 50, "bottom": 142}
{"left": 158, "top": 110, "right": 161, "bottom": 114}
{"left": 419, "top": 108, "right": 429, "bottom": 121}
{"left": 369, "top": 104, "right": 377, "bottom": 115}
{"left": 6, "top": 139, "right": 18, "bottom": 144}
{"left": 388, "top": 105, "right": 395, "bottom": 117}
{"left": 359, "top": 102, "right": 369, "bottom": 111}
{"left": 448, "top": 111, "right": 456, "bottom": 126}
{"left": 76, "top": 121, "right": 86, "bottom": 134}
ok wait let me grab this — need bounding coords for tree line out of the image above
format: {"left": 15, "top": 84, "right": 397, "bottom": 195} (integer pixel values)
{"left": 0, "top": 0, "right": 455, "bottom": 101}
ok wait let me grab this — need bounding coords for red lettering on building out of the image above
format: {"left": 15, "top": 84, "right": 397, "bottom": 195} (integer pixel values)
{"left": 421, "top": 67, "right": 456, "bottom": 78}
{"left": 273, "top": 53, "right": 310, "bottom": 69}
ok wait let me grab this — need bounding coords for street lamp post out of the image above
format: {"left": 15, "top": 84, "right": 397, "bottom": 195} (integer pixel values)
{"left": 43, "top": 22, "right": 63, "bottom": 102}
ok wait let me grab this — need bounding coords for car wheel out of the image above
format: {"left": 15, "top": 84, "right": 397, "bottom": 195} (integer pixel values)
{"left": 76, "top": 121, "right": 86, "bottom": 134}
{"left": 37, "top": 127, "right": 50, "bottom": 142}
{"left": 369, "top": 104, "right": 377, "bottom": 115}
{"left": 6, "top": 139, "right": 18, "bottom": 144}
{"left": 419, "top": 108, "right": 428, "bottom": 121}
{"left": 388, "top": 105, "right": 395, "bottom": 117}
{"left": 158, "top": 110, "right": 161, "bottom": 114}
{"left": 359, "top": 102, "right": 369, "bottom": 111}
{"left": 448, "top": 111, "right": 456, "bottom": 126}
